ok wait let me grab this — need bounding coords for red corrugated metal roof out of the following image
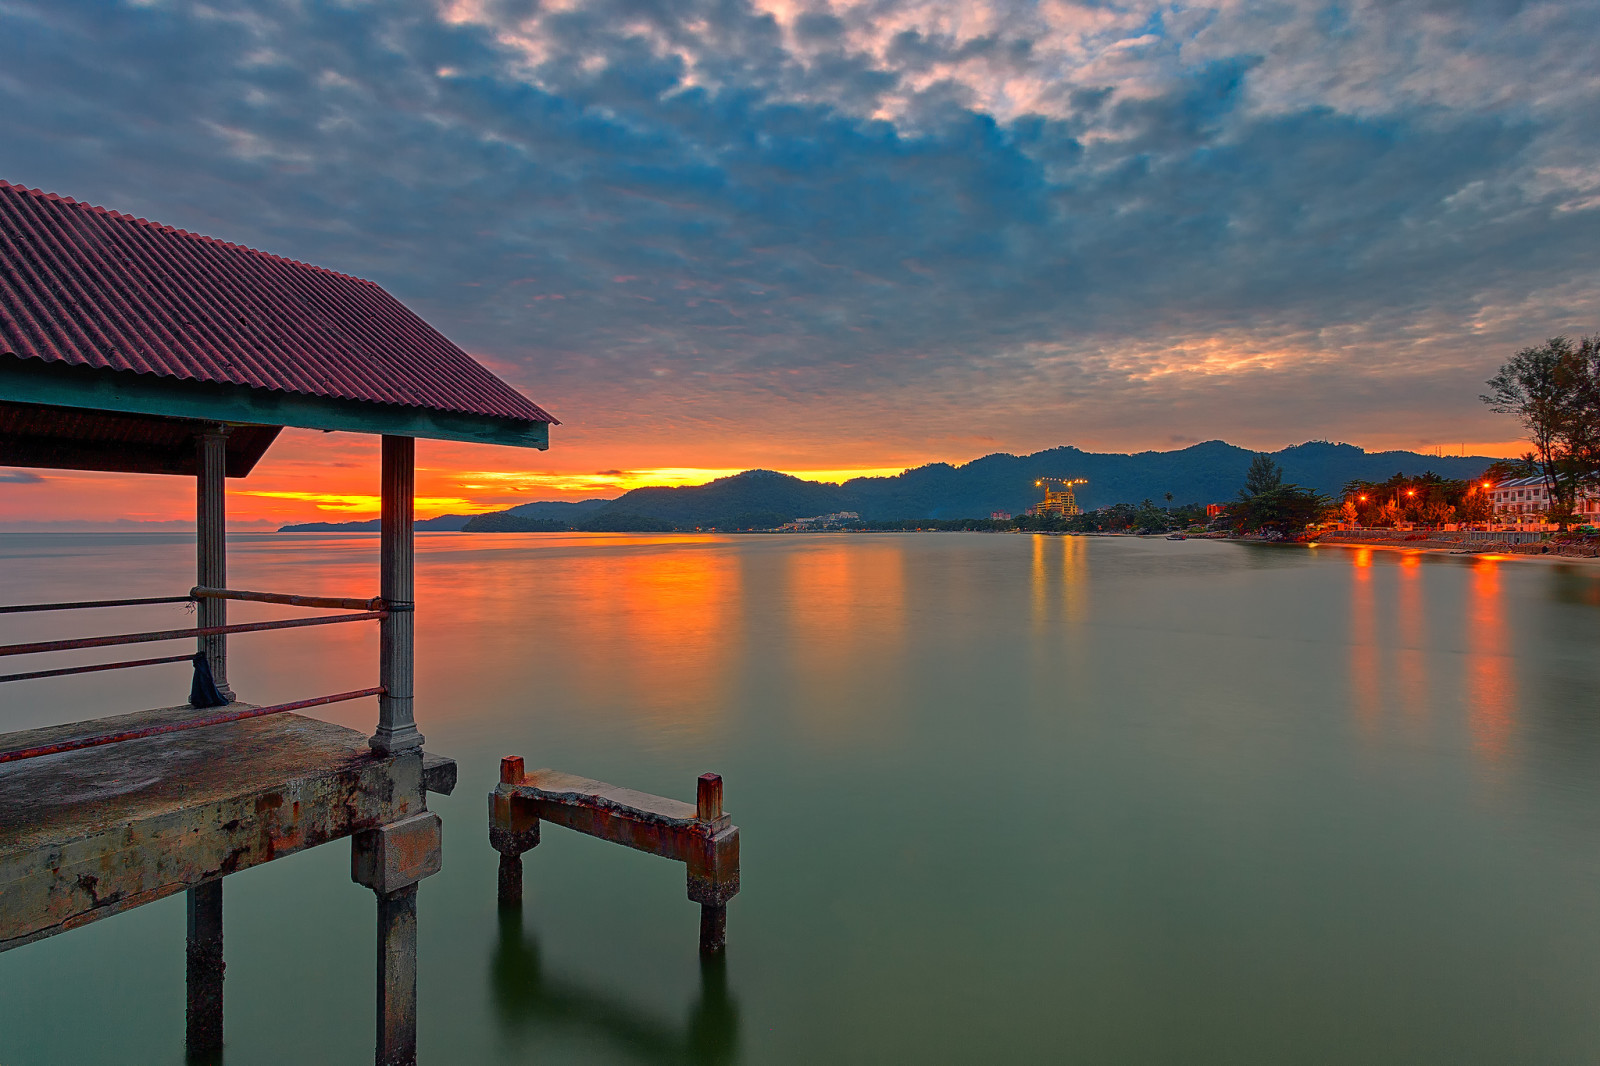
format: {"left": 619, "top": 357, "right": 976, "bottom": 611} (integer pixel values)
{"left": 0, "top": 181, "right": 556, "bottom": 426}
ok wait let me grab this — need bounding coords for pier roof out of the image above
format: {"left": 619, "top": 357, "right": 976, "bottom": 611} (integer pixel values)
{"left": 0, "top": 180, "right": 555, "bottom": 458}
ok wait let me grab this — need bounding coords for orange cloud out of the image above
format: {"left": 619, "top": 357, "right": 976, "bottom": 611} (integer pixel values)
{"left": 235, "top": 490, "right": 492, "bottom": 515}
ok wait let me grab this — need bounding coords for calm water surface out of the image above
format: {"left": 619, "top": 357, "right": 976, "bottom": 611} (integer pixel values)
{"left": 4, "top": 532, "right": 1600, "bottom": 1064}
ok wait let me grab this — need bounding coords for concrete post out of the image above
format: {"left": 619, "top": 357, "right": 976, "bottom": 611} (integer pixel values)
{"left": 373, "top": 435, "right": 422, "bottom": 753}
{"left": 694, "top": 773, "right": 728, "bottom": 955}
{"left": 488, "top": 757, "right": 539, "bottom": 906}
{"left": 375, "top": 885, "right": 418, "bottom": 1066}
{"left": 352, "top": 811, "right": 442, "bottom": 1066}
{"left": 196, "top": 427, "right": 232, "bottom": 699}
{"left": 185, "top": 878, "right": 224, "bottom": 1060}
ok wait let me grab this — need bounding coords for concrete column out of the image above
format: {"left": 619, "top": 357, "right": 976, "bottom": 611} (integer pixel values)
{"left": 373, "top": 435, "right": 422, "bottom": 753}
{"left": 352, "top": 811, "right": 442, "bottom": 1066}
{"left": 196, "top": 427, "right": 232, "bottom": 700}
{"left": 375, "top": 885, "right": 419, "bottom": 1066}
{"left": 185, "top": 879, "right": 224, "bottom": 1060}
{"left": 693, "top": 773, "right": 731, "bottom": 956}
{"left": 488, "top": 757, "right": 540, "bottom": 906}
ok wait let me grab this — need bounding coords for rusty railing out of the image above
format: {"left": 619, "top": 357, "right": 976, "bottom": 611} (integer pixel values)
{"left": 0, "top": 586, "right": 390, "bottom": 761}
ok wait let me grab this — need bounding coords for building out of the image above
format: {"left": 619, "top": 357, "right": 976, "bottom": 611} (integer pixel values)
{"left": 1027, "top": 478, "right": 1086, "bottom": 517}
{"left": 990, "top": 511, "right": 1012, "bottom": 521}
{"left": 782, "top": 511, "right": 860, "bottom": 530}
{"left": 1488, "top": 476, "right": 1600, "bottom": 521}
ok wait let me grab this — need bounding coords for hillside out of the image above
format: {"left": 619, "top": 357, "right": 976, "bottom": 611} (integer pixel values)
{"left": 279, "top": 498, "right": 609, "bottom": 533}
{"left": 561, "top": 441, "right": 1500, "bottom": 527}
{"left": 281, "top": 442, "right": 1505, "bottom": 533}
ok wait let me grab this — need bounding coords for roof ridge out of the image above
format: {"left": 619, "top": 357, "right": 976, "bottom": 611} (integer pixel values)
{"left": 0, "top": 179, "right": 378, "bottom": 288}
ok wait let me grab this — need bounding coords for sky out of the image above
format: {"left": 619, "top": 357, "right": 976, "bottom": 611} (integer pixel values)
{"left": 2, "top": 0, "right": 1598, "bottom": 526}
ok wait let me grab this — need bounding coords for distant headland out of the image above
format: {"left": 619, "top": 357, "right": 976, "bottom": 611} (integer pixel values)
{"left": 278, "top": 440, "right": 1502, "bottom": 534}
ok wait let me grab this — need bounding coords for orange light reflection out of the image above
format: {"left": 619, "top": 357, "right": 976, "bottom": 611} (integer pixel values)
{"left": 1465, "top": 557, "right": 1516, "bottom": 761}
{"left": 1348, "top": 547, "right": 1381, "bottom": 731}
{"left": 784, "top": 540, "right": 907, "bottom": 747}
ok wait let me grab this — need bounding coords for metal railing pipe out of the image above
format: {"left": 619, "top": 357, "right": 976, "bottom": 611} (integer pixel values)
{"left": 191, "top": 587, "right": 385, "bottom": 611}
{"left": 0, "top": 611, "right": 387, "bottom": 658}
{"left": 0, "top": 595, "right": 194, "bottom": 615}
{"left": 0, "top": 653, "right": 197, "bottom": 684}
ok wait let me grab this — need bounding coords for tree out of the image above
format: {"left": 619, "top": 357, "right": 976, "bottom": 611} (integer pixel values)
{"left": 1235, "top": 457, "right": 1329, "bottom": 536}
{"left": 1481, "top": 336, "right": 1600, "bottom": 529}
{"left": 1244, "top": 454, "right": 1283, "bottom": 495}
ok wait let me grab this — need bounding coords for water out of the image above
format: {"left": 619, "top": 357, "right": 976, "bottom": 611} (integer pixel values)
{"left": 4, "top": 532, "right": 1600, "bottom": 1064}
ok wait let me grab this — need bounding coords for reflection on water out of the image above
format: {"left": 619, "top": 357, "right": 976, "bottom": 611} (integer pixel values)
{"left": 783, "top": 541, "right": 908, "bottom": 746}
{"left": 6, "top": 533, "right": 1600, "bottom": 1065}
{"left": 491, "top": 904, "right": 739, "bottom": 1066}
{"left": 1349, "top": 548, "right": 1381, "bottom": 731}
{"left": 1466, "top": 558, "right": 1516, "bottom": 760}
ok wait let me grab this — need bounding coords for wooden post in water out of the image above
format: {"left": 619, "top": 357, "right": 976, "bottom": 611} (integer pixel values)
{"left": 373, "top": 435, "right": 422, "bottom": 753}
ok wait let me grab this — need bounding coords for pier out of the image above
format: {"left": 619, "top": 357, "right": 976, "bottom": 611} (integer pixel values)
{"left": 0, "top": 181, "right": 555, "bottom": 1064}
{"left": 490, "top": 759, "right": 741, "bottom": 955}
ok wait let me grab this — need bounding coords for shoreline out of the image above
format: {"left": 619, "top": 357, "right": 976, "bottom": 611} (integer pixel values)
{"left": 1305, "top": 537, "right": 1600, "bottom": 566}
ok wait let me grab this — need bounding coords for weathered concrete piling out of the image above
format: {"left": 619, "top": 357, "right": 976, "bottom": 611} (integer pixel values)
{"left": 489, "top": 760, "right": 741, "bottom": 954}
{"left": 185, "top": 879, "right": 225, "bottom": 1057}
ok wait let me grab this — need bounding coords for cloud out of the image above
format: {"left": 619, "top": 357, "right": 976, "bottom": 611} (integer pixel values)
{"left": 0, "top": 0, "right": 1596, "bottom": 463}
{"left": 0, "top": 469, "right": 45, "bottom": 483}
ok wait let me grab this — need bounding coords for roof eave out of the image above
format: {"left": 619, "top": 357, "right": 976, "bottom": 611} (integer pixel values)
{"left": 0, "top": 356, "right": 550, "bottom": 451}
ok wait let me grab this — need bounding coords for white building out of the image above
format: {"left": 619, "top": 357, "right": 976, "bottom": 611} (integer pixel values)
{"left": 1489, "top": 475, "right": 1600, "bottom": 520}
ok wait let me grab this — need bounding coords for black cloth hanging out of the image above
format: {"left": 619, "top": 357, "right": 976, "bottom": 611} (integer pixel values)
{"left": 189, "top": 654, "right": 230, "bottom": 708}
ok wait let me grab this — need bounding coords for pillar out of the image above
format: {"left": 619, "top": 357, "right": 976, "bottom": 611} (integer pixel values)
{"left": 690, "top": 773, "right": 737, "bottom": 956}
{"left": 373, "top": 435, "right": 422, "bottom": 753}
{"left": 196, "top": 427, "right": 232, "bottom": 699}
{"left": 488, "top": 757, "right": 539, "bottom": 906}
{"left": 353, "top": 811, "right": 442, "bottom": 1066}
{"left": 185, "top": 879, "right": 224, "bottom": 1060}
{"left": 375, "top": 885, "right": 419, "bottom": 1066}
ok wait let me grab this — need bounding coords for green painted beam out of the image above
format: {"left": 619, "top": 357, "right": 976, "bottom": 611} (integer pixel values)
{"left": 0, "top": 357, "right": 550, "bottom": 450}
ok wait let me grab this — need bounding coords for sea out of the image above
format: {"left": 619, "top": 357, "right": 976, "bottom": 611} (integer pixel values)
{"left": 3, "top": 531, "right": 1600, "bottom": 1064}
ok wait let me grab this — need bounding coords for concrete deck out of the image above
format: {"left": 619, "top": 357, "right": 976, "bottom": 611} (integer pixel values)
{"left": 0, "top": 704, "right": 454, "bottom": 952}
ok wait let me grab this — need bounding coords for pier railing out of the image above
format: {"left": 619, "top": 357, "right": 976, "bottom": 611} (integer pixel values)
{"left": 0, "top": 586, "right": 388, "bottom": 762}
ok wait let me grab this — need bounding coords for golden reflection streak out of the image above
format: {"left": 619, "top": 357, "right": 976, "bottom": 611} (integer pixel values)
{"left": 1465, "top": 557, "right": 1516, "bottom": 761}
{"left": 1395, "top": 553, "right": 1429, "bottom": 724}
{"left": 1031, "top": 535, "right": 1047, "bottom": 633}
{"left": 1061, "top": 534, "right": 1088, "bottom": 625}
{"left": 783, "top": 540, "right": 907, "bottom": 747}
{"left": 450, "top": 536, "right": 742, "bottom": 737}
{"left": 1348, "top": 547, "right": 1381, "bottom": 732}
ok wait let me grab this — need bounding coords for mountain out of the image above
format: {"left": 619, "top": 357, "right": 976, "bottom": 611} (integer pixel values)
{"left": 474, "top": 442, "right": 1499, "bottom": 529}
{"left": 583, "top": 470, "right": 850, "bottom": 527}
{"left": 501, "top": 499, "right": 611, "bottom": 520}
{"left": 832, "top": 441, "right": 1500, "bottom": 519}
{"left": 278, "top": 498, "right": 610, "bottom": 533}
{"left": 279, "top": 513, "right": 475, "bottom": 532}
